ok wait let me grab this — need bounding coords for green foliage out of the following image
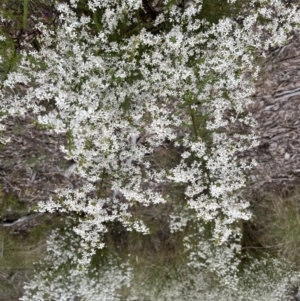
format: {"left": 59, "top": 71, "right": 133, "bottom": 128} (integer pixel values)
{"left": 23, "top": 0, "right": 29, "bottom": 30}
{"left": 0, "top": 34, "right": 20, "bottom": 83}
{"left": 199, "top": 0, "right": 244, "bottom": 24}
{"left": 0, "top": 188, "right": 27, "bottom": 221}
{"left": 0, "top": 0, "right": 57, "bottom": 83}
{"left": 0, "top": 0, "right": 24, "bottom": 82}
{"left": 66, "top": 129, "right": 75, "bottom": 155}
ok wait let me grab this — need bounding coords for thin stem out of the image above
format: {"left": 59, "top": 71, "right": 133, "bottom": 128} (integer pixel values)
{"left": 23, "top": 0, "right": 29, "bottom": 30}
{"left": 97, "top": 168, "right": 106, "bottom": 199}
{"left": 190, "top": 105, "right": 198, "bottom": 140}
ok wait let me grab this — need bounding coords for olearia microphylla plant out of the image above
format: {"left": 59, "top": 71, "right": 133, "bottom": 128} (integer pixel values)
{"left": 20, "top": 218, "right": 300, "bottom": 301}
{"left": 20, "top": 224, "right": 134, "bottom": 301}
{"left": 1, "top": 0, "right": 300, "bottom": 296}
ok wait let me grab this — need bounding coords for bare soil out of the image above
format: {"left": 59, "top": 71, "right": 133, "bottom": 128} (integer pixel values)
{"left": 245, "top": 33, "right": 300, "bottom": 195}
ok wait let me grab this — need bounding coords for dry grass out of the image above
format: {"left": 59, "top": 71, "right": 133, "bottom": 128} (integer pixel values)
{"left": 0, "top": 211, "right": 65, "bottom": 301}
{"left": 0, "top": 227, "right": 47, "bottom": 300}
{"left": 244, "top": 187, "right": 300, "bottom": 266}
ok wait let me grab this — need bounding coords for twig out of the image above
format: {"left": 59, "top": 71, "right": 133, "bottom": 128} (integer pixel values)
{"left": 23, "top": 0, "right": 29, "bottom": 30}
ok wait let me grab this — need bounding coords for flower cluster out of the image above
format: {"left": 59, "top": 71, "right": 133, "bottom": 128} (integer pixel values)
{"left": 20, "top": 227, "right": 134, "bottom": 301}
{"left": 20, "top": 220, "right": 300, "bottom": 301}
{"left": 2, "top": 0, "right": 300, "bottom": 298}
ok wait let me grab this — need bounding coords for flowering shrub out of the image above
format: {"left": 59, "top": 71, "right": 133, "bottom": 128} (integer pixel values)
{"left": 20, "top": 217, "right": 300, "bottom": 301}
{"left": 2, "top": 0, "right": 300, "bottom": 298}
{"left": 20, "top": 227, "right": 134, "bottom": 301}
